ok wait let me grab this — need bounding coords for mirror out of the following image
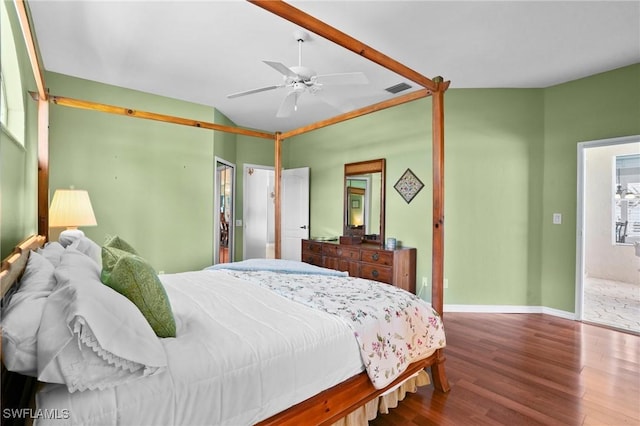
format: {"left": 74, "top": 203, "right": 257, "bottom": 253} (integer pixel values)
{"left": 344, "top": 158, "right": 385, "bottom": 245}
{"left": 214, "top": 157, "right": 235, "bottom": 264}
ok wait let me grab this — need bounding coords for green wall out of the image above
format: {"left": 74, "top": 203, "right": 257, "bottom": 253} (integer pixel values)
{"left": 0, "top": 0, "right": 38, "bottom": 260}
{"left": 285, "top": 64, "right": 638, "bottom": 312}
{"left": 540, "top": 64, "right": 640, "bottom": 311}
{"left": 44, "top": 72, "right": 276, "bottom": 272}
{"left": 285, "top": 88, "right": 544, "bottom": 306}
{"left": 45, "top": 72, "right": 217, "bottom": 273}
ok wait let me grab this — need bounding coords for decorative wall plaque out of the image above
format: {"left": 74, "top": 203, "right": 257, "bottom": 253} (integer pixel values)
{"left": 394, "top": 168, "right": 424, "bottom": 204}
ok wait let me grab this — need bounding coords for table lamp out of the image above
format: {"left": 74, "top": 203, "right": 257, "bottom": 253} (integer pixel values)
{"left": 49, "top": 189, "right": 97, "bottom": 244}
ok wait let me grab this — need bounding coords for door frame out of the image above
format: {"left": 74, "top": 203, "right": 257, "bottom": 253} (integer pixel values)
{"left": 575, "top": 134, "right": 640, "bottom": 320}
{"left": 214, "top": 156, "right": 236, "bottom": 264}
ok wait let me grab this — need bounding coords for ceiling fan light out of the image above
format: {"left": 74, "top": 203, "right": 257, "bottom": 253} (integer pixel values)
{"left": 290, "top": 65, "right": 315, "bottom": 80}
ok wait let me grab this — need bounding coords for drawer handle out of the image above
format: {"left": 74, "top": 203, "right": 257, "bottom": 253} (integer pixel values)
{"left": 372, "top": 269, "right": 379, "bottom": 278}
{"left": 372, "top": 253, "right": 379, "bottom": 261}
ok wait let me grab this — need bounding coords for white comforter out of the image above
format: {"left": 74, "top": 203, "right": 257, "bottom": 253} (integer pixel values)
{"left": 218, "top": 269, "right": 446, "bottom": 389}
{"left": 36, "top": 269, "right": 363, "bottom": 426}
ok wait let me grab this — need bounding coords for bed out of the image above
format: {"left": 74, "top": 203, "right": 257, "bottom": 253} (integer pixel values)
{"left": 1, "top": 235, "right": 446, "bottom": 425}
{"left": 5, "top": 0, "right": 450, "bottom": 424}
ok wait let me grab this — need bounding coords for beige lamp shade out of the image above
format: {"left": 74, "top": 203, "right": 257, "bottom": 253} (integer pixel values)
{"left": 49, "top": 189, "right": 97, "bottom": 229}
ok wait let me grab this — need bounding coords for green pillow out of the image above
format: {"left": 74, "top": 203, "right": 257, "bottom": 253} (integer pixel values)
{"left": 101, "top": 253, "right": 176, "bottom": 338}
{"left": 101, "top": 246, "right": 131, "bottom": 282}
{"left": 104, "top": 235, "right": 138, "bottom": 255}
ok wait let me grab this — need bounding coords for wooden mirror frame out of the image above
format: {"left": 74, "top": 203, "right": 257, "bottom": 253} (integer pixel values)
{"left": 344, "top": 158, "right": 386, "bottom": 245}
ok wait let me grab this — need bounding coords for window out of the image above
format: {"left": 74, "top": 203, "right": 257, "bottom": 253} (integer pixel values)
{"left": 614, "top": 153, "right": 640, "bottom": 244}
{"left": 0, "top": 0, "right": 26, "bottom": 145}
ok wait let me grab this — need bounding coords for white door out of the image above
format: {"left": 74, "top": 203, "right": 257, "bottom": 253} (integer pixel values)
{"left": 282, "top": 167, "right": 310, "bottom": 260}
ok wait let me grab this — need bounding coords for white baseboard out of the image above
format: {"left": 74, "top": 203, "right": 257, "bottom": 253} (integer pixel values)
{"left": 444, "top": 304, "right": 576, "bottom": 320}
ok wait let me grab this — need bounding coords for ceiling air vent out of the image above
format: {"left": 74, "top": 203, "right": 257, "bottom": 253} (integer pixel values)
{"left": 385, "top": 82, "right": 412, "bottom": 94}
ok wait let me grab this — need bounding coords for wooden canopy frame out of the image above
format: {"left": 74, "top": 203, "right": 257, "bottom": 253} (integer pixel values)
{"left": 14, "top": 0, "right": 450, "bottom": 423}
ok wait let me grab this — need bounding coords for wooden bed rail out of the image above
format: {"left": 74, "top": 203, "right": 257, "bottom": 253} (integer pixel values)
{"left": 0, "top": 235, "right": 46, "bottom": 299}
{"left": 257, "top": 351, "right": 445, "bottom": 426}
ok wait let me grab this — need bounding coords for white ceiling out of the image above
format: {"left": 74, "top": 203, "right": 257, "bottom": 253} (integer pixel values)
{"left": 27, "top": 1, "right": 640, "bottom": 133}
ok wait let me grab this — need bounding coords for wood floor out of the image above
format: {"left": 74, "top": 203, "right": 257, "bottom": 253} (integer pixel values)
{"left": 370, "top": 313, "right": 640, "bottom": 426}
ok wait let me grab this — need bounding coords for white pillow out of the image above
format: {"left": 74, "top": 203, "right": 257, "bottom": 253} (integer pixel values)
{"left": 2, "top": 251, "right": 57, "bottom": 376}
{"left": 37, "top": 242, "right": 65, "bottom": 267}
{"left": 37, "top": 249, "right": 167, "bottom": 392}
{"left": 68, "top": 236, "right": 102, "bottom": 267}
{"left": 58, "top": 229, "right": 86, "bottom": 247}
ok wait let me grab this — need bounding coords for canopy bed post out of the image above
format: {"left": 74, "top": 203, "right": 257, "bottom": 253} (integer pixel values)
{"left": 274, "top": 132, "right": 283, "bottom": 259}
{"left": 431, "top": 77, "right": 447, "bottom": 317}
{"left": 37, "top": 98, "right": 49, "bottom": 238}
{"left": 429, "top": 78, "right": 450, "bottom": 393}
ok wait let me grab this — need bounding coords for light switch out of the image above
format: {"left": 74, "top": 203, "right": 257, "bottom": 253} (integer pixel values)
{"left": 235, "top": 219, "right": 242, "bottom": 226}
{"left": 552, "top": 213, "right": 562, "bottom": 225}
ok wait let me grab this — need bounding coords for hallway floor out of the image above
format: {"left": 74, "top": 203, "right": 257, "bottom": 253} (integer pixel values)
{"left": 583, "top": 277, "right": 640, "bottom": 334}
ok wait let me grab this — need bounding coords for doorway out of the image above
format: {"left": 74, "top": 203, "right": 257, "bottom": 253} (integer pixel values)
{"left": 576, "top": 135, "right": 640, "bottom": 333}
{"left": 243, "top": 164, "right": 275, "bottom": 259}
{"left": 214, "top": 157, "right": 235, "bottom": 265}
{"left": 242, "top": 165, "right": 311, "bottom": 261}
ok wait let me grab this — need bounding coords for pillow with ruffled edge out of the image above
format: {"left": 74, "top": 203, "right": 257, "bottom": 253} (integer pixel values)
{"left": 37, "top": 248, "right": 167, "bottom": 392}
{"left": 104, "top": 235, "right": 138, "bottom": 255}
{"left": 1, "top": 251, "right": 56, "bottom": 376}
{"left": 101, "top": 252, "right": 176, "bottom": 338}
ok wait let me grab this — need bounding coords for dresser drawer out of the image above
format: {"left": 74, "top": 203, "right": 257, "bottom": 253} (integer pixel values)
{"left": 322, "top": 244, "right": 339, "bottom": 257}
{"left": 302, "top": 240, "right": 323, "bottom": 254}
{"left": 302, "top": 252, "right": 323, "bottom": 266}
{"left": 360, "top": 249, "right": 393, "bottom": 266}
{"left": 359, "top": 264, "right": 393, "bottom": 284}
{"left": 324, "top": 257, "right": 356, "bottom": 274}
{"left": 323, "top": 244, "right": 359, "bottom": 261}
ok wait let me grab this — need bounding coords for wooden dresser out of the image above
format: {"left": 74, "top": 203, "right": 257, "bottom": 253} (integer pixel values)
{"left": 301, "top": 239, "right": 417, "bottom": 293}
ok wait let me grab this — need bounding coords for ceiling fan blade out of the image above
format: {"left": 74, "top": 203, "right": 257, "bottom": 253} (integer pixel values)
{"left": 227, "top": 84, "right": 282, "bottom": 99}
{"left": 263, "top": 61, "right": 299, "bottom": 79}
{"left": 276, "top": 91, "right": 298, "bottom": 117}
{"left": 315, "top": 72, "right": 368, "bottom": 86}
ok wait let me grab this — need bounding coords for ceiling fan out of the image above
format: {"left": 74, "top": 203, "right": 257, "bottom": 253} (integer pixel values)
{"left": 227, "top": 30, "right": 369, "bottom": 118}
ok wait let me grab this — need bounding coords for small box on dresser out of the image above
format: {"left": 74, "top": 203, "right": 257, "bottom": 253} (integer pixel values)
{"left": 302, "top": 239, "right": 417, "bottom": 293}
